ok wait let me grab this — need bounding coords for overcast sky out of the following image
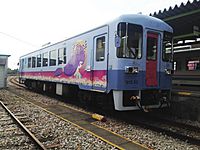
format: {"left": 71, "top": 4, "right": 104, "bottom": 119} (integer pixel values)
{"left": 0, "top": 0, "right": 189, "bottom": 69}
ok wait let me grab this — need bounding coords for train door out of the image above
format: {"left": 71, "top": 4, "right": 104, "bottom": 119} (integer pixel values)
{"left": 92, "top": 34, "right": 108, "bottom": 91}
{"left": 146, "top": 32, "right": 159, "bottom": 87}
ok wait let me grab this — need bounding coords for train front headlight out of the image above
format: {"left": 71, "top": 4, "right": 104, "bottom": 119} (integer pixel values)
{"left": 125, "top": 66, "right": 139, "bottom": 74}
{"left": 165, "top": 69, "right": 173, "bottom": 75}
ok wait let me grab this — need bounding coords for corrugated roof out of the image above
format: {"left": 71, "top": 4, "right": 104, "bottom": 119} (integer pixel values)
{"left": 150, "top": 0, "right": 200, "bottom": 20}
{"left": 150, "top": 0, "right": 200, "bottom": 43}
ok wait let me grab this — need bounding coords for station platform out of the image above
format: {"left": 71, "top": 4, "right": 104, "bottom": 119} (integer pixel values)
{"left": 172, "top": 90, "right": 200, "bottom": 98}
{"left": 169, "top": 86, "right": 200, "bottom": 121}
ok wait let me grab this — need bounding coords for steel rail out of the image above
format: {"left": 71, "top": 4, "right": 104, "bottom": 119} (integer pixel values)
{"left": 10, "top": 76, "right": 200, "bottom": 147}
{"left": 0, "top": 101, "right": 47, "bottom": 150}
{"left": 9, "top": 77, "right": 26, "bottom": 88}
{"left": 132, "top": 120, "right": 200, "bottom": 146}
{"left": 117, "top": 113, "right": 200, "bottom": 146}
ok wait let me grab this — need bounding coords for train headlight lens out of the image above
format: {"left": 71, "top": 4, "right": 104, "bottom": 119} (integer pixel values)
{"left": 165, "top": 69, "right": 172, "bottom": 75}
{"left": 125, "top": 66, "right": 139, "bottom": 74}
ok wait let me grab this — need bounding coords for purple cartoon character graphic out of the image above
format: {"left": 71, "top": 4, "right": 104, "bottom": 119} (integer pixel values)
{"left": 54, "top": 68, "right": 63, "bottom": 76}
{"left": 74, "top": 61, "right": 83, "bottom": 79}
{"left": 64, "top": 41, "right": 87, "bottom": 78}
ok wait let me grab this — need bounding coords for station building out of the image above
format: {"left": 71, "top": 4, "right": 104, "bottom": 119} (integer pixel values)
{"left": 0, "top": 55, "right": 10, "bottom": 88}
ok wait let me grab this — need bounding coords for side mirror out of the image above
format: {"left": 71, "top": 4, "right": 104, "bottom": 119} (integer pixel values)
{"left": 115, "top": 35, "right": 121, "bottom": 48}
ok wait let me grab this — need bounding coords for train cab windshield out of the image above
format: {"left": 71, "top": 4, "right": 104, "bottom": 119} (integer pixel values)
{"left": 163, "top": 32, "right": 173, "bottom": 62}
{"left": 117, "top": 22, "right": 142, "bottom": 59}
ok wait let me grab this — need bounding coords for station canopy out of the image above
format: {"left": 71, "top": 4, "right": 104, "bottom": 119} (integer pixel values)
{"left": 150, "top": 0, "right": 200, "bottom": 47}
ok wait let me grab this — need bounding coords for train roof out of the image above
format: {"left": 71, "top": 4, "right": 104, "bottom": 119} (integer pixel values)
{"left": 114, "top": 14, "right": 173, "bottom": 32}
{"left": 20, "top": 14, "right": 173, "bottom": 58}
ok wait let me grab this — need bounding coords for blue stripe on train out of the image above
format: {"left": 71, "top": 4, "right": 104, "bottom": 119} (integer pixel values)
{"left": 79, "top": 70, "right": 171, "bottom": 93}
{"left": 107, "top": 70, "right": 171, "bottom": 92}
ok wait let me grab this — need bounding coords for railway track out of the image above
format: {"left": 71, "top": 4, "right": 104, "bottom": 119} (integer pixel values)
{"left": 0, "top": 90, "right": 124, "bottom": 149}
{"left": 119, "top": 112, "right": 200, "bottom": 146}
{"left": 6, "top": 76, "right": 148, "bottom": 150}
{"left": 0, "top": 100, "right": 46, "bottom": 150}
{"left": 9, "top": 77, "right": 26, "bottom": 89}
{"left": 7, "top": 76, "right": 200, "bottom": 149}
{"left": 90, "top": 106, "right": 200, "bottom": 147}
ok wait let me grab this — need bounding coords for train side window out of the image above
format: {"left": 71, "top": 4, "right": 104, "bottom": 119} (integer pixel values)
{"left": 117, "top": 22, "right": 126, "bottom": 57}
{"left": 58, "top": 48, "right": 66, "bottom": 65}
{"left": 49, "top": 50, "right": 57, "bottom": 66}
{"left": 28, "top": 57, "right": 31, "bottom": 68}
{"left": 163, "top": 32, "right": 173, "bottom": 62}
{"left": 32, "top": 56, "right": 36, "bottom": 68}
{"left": 24, "top": 58, "right": 28, "bottom": 68}
{"left": 96, "top": 36, "right": 105, "bottom": 61}
{"left": 37, "top": 54, "right": 41, "bottom": 67}
{"left": 117, "top": 22, "right": 142, "bottom": 59}
{"left": 42, "top": 52, "right": 48, "bottom": 67}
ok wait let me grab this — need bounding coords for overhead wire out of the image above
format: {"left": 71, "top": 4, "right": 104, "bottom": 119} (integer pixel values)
{"left": 0, "top": 31, "right": 38, "bottom": 48}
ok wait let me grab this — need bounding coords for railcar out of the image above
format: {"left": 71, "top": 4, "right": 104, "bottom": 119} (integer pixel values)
{"left": 19, "top": 14, "right": 173, "bottom": 111}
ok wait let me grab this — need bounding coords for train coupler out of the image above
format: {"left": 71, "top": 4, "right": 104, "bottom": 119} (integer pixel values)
{"left": 130, "top": 96, "right": 149, "bottom": 112}
{"left": 159, "top": 96, "right": 170, "bottom": 108}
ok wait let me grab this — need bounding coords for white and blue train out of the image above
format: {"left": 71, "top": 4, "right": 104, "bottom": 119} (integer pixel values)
{"left": 19, "top": 14, "right": 173, "bottom": 111}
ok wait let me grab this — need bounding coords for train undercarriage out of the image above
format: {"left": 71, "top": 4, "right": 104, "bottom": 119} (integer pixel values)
{"left": 22, "top": 79, "right": 170, "bottom": 112}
